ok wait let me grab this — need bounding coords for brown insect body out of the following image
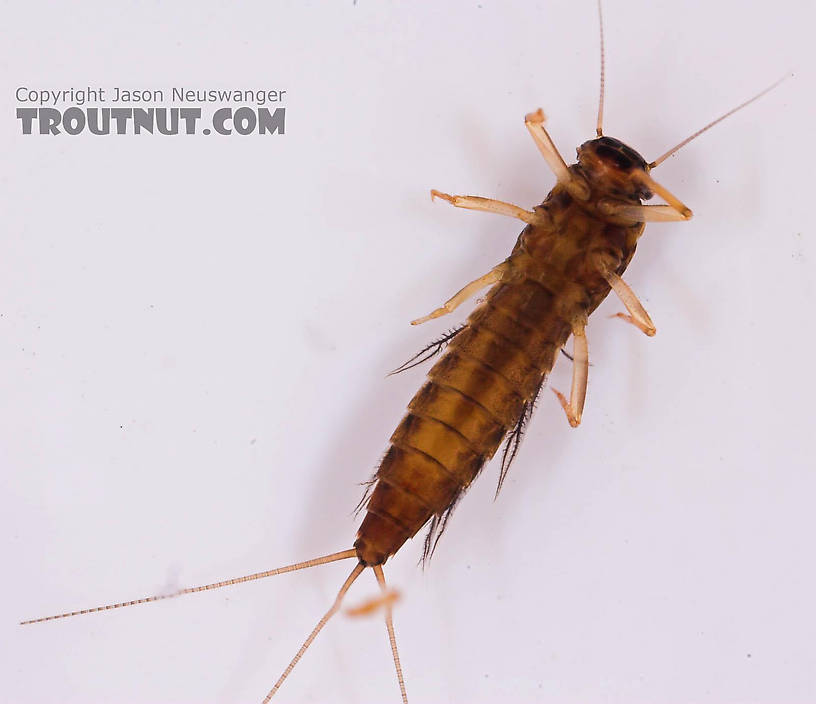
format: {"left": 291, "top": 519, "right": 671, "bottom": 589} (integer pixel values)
{"left": 355, "top": 136, "right": 648, "bottom": 567}
{"left": 21, "top": 5, "right": 789, "bottom": 699}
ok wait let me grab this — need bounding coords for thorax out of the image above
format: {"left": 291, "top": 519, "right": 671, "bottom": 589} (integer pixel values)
{"left": 510, "top": 183, "right": 644, "bottom": 321}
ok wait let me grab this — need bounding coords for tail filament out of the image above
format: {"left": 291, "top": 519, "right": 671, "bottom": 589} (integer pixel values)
{"left": 262, "top": 563, "right": 365, "bottom": 703}
{"left": 20, "top": 548, "right": 358, "bottom": 625}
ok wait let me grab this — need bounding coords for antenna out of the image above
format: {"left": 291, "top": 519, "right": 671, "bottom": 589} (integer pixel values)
{"left": 649, "top": 74, "right": 791, "bottom": 168}
{"left": 596, "top": 0, "right": 606, "bottom": 136}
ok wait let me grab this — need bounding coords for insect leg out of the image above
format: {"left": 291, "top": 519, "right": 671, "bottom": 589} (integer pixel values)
{"left": 601, "top": 202, "right": 692, "bottom": 222}
{"left": 600, "top": 173, "right": 693, "bottom": 222}
{"left": 551, "top": 320, "right": 588, "bottom": 428}
{"left": 601, "top": 269, "right": 656, "bottom": 336}
{"left": 524, "top": 108, "right": 590, "bottom": 200}
{"left": 373, "top": 565, "right": 409, "bottom": 704}
{"left": 411, "top": 261, "right": 510, "bottom": 326}
{"left": 429, "top": 189, "right": 548, "bottom": 226}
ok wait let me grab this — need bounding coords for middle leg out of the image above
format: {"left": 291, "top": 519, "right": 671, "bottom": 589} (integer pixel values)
{"left": 430, "top": 189, "right": 548, "bottom": 226}
{"left": 591, "top": 252, "right": 656, "bottom": 336}
{"left": 552, "top": 319, "right": 588, "bottom": 428}
{"left": 601, "top": 270, "right": 656, "bottom": 336}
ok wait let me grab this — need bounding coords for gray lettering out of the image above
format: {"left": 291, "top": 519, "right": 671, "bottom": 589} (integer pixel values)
{"left": 16, "top": 108, "right": 37, "bottom": 134}
{"left": 258, "top": 107, "right": 285, "bottom": 135}
{"left": 156, "top": 108, "right": 178, "bottom": 135}
{"left": 111, "top": 108, "right": 132, "bottom": 134}
{"left": 233, "top": 107, "right": 256, "bottom": 135}
{"left": 213, "top": 107, "right": 232, "bottom": 135}
{"left": 87, "top": 108, "right": 110, "bottom": 135}
{"left": 62, "top": 107, "right": 85, "bottom": 135}
{"left": 179, "top": 108, "right": 201, "bottom": 134}
{"left": 40, "top": 108, "right": 61, "bottom": 134}
{"left": 133, "top": 108, "right": 154, "bottom": 134}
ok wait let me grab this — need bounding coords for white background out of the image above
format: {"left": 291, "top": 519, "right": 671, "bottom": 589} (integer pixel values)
{"left": 3, "top": 1, "right": 815, "bottom": 703}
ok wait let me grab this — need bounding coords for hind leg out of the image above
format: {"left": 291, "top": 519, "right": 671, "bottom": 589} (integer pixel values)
{"left": 411, "top": 261, "right": 511, "bottom": 326}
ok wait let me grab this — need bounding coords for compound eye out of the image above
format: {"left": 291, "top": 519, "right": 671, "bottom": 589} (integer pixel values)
{"left": 596, "top": 144, "right": 633, "bottom": 171}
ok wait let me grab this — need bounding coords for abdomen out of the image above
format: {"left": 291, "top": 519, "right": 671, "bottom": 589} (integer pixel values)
{"left": 354, "top": 277, "right": 573, "bottom": 566}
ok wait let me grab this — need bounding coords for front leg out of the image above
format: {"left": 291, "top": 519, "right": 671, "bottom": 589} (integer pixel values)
{"left": 599, "top": 172, "right": 693, "bottom": 223}
{"left": 524, "top": 108, "right": 590, "bottom": 201}
{"left": 599, "top": 202, "right": 692, "bottom": 222}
